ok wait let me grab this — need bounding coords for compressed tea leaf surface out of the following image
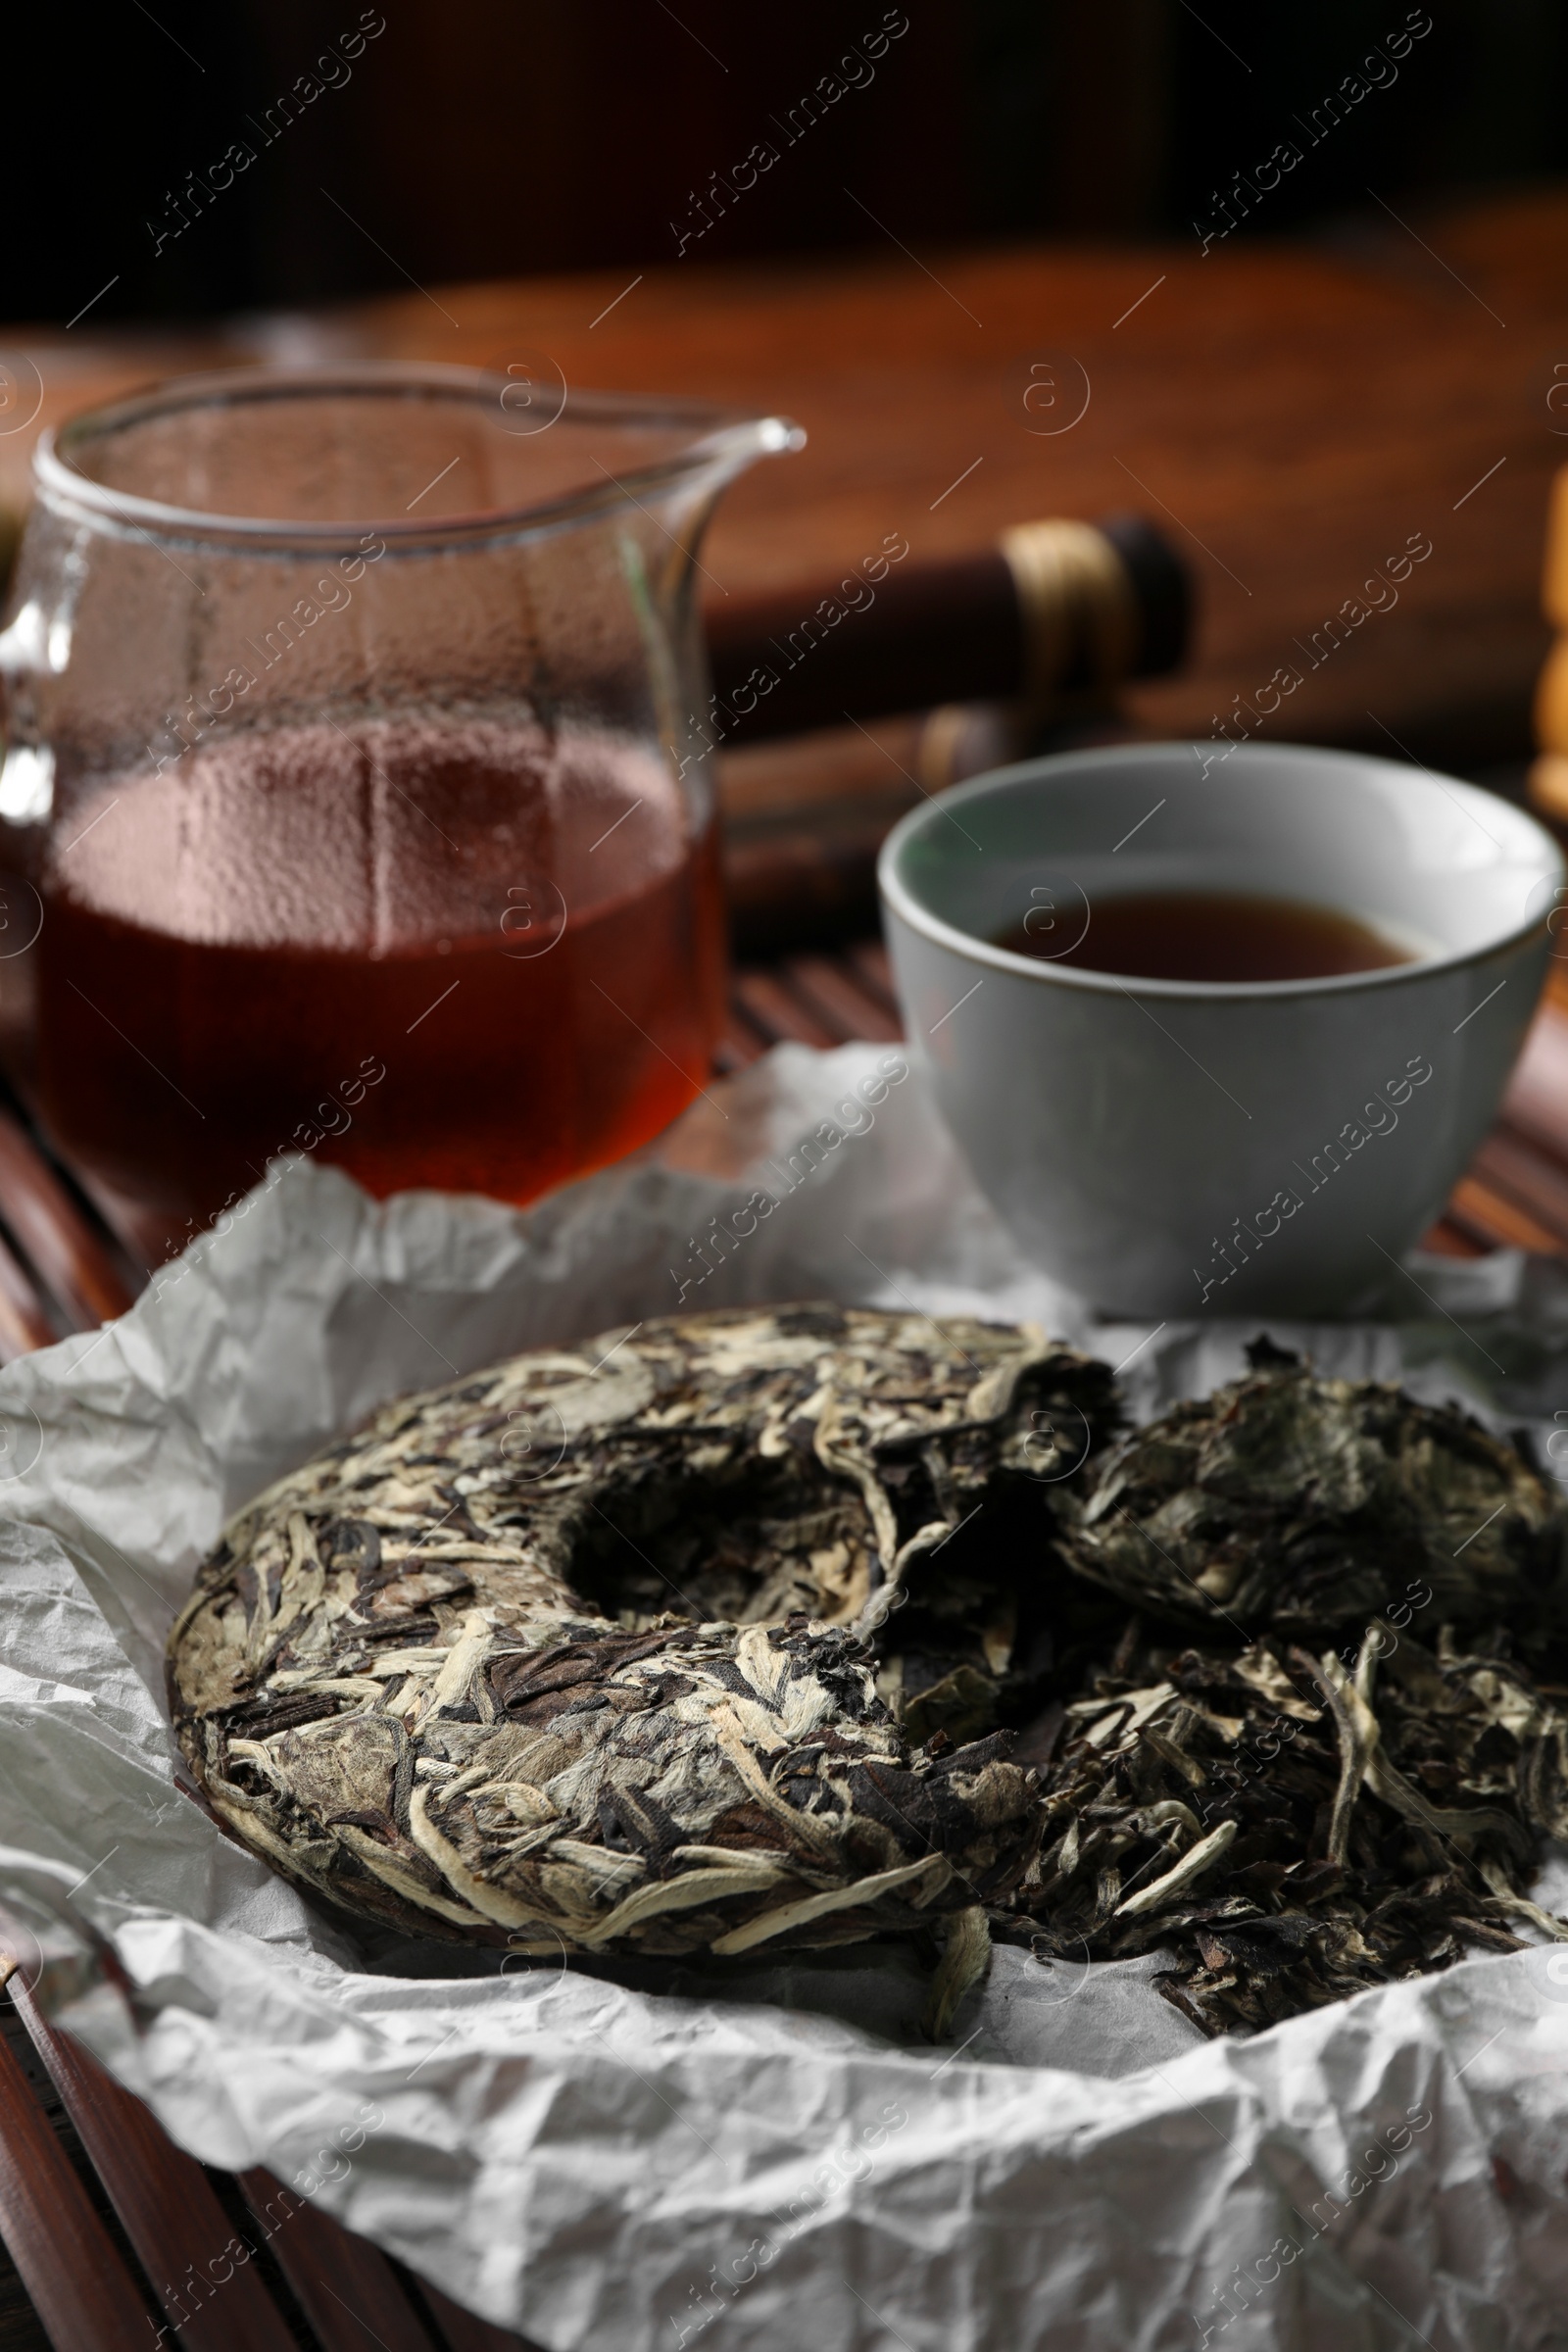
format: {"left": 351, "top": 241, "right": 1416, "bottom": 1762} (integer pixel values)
{"left": 169, "top": 1305, "right": 1112, "bottom": 1959}
{"left": 1060, "top": 1346, "right": 1567, "bottom": 1642}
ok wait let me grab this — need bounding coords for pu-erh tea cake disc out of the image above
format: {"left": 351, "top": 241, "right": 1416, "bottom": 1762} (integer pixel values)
{"left": 168, "top": 1305, "right": 1112, "bottom": 1961}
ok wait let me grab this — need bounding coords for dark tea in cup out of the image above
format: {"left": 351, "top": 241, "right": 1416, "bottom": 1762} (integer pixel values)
{"left": 994, "top": 889, "right": 1415, "bottom": 983}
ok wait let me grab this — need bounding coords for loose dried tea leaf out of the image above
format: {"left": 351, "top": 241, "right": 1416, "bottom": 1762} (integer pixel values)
{"left": 980, "top": 1343, "right": 1568, "bottom": 2033}
{"left": 169, "top": 1304, "right": 1113, "bottom": 1960}
{"left": 1059, "top": 1341, "right": 1567, "bottom": 1643}
{"left": 991, "top": 1612, "right": 1568, "bottom": 2032}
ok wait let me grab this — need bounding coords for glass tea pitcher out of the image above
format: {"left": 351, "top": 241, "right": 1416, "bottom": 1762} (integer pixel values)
{"left": 0, "top": 365, "right": 799, "bottom": 1230}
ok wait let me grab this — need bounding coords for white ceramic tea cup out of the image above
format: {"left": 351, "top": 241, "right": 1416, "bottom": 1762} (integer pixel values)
{"left": 877, "top": 740, "right": 1565, "bottom": 1317}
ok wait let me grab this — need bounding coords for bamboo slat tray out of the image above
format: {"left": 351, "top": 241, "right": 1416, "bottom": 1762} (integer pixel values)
{"left": 0, "top": 1952, "right": 536, "bottom": 2351}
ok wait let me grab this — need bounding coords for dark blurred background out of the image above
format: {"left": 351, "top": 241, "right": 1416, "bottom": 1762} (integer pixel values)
{"left": 10, "top": 0, "right": 1568, "bottom": 324}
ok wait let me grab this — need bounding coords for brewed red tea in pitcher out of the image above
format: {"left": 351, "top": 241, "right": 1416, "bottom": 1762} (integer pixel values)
{"left": 37, "top": 716, "right": 724, "bottom": 1213}
{"left": 4, "top": 367, "right": 796, "bottom": 1238}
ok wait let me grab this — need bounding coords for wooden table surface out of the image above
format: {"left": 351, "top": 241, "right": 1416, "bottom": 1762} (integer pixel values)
{"left": 8, "top": 185, "right": 1568, "bottom": 780}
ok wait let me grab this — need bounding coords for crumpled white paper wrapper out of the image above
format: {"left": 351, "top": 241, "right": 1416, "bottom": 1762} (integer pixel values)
{"left": 4, "top": 1041, "right": 1568, "bottom": 2350}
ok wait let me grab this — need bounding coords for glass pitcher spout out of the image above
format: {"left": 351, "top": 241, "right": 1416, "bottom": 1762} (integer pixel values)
{"left": 629, "top": 405, "right": 804, "bottom": 609}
